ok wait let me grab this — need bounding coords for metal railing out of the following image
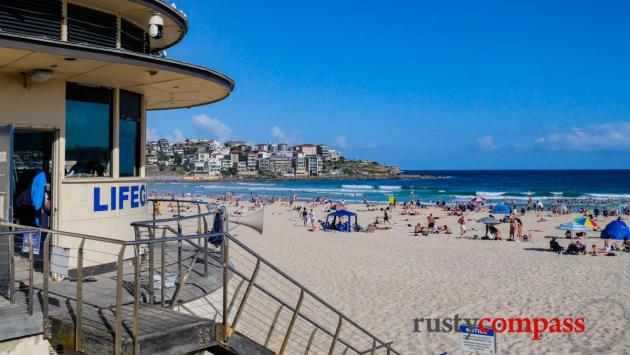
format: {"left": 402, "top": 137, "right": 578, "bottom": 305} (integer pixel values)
{"left": 135, "top": 199, "right": 400, "bottom": 354}
{"left": 0, "top": 198, "right": 400, "bottom": 355}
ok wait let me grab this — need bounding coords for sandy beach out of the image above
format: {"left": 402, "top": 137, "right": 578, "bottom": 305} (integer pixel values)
{"left": 225, "top": 201, "right": 630, "bottom": 354}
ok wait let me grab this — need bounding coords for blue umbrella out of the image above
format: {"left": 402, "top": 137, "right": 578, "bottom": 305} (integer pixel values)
{"left": 556, "top": 222, "right": 590, "bottom": 232}
{"left": 600, "top": 219, "right": 630, "bottom": 240}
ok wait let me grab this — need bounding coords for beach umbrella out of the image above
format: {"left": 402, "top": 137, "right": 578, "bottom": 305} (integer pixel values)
{"left": 556, "top": 222, "right": 590, "bottom": 232}
{"left": 477, "top": 216, "right": 501, "bottom": 225}
{"left": 574, "top": 217, "right": 598, "bottom": 230}
{"left": 471, "top": 197, "right": 486, "bottom": 203}
{"left": 600, "top": 219, "right": 630, "bottom": 240}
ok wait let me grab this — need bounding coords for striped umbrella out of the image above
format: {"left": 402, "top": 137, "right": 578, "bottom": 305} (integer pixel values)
{"left": 574, "top": 216, "right": 599, "bottom": 230}
{"left": 556, "top": 222, "right": 590, "bottom": 232}
{"left": 471, "top": 197, "right": 486, "bottom": 203}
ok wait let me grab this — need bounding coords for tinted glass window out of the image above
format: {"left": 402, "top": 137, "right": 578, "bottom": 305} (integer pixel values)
{"left": 65, "top": 83, "right": 112, "bottom": 177}
{"left": 119, "top": 90, "right": 142, "bottom": 177}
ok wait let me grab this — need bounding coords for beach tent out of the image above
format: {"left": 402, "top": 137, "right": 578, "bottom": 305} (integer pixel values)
{"left": 324, "top": 210, "right": 359, "bottom": 233}
{"left": 492, "top": 203, "right": 511, "bottom": 214}
{"left": 600, "top": 219, "right": 630, "bottom": 240}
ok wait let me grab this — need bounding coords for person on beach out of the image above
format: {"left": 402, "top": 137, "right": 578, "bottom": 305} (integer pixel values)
{"left": 589, "top": 244, "right": 598, "bottom": 256}
{"left": 384, "top": 210, "right": 390, "bottom": 224}
{"left": 414, "top": 223, "right": 422, "bottom": 236}
{"left": 458, "top": 214, "right": 466, "bottom": 237}
{"left": 509, "top": 218, "right": 516, "bottom": 240}
{"left": 494, "top": 227, "right": 502, "bottom": 240}
{"left": 604, "top": 237, "right": 618, "bottom": 251}
{"left": 444, "top": 225, "right": 452, "bottom": 234}
{"left": 308, "top": 209, "right": 316, "bottom": 228}
{"left": 566, "top": 240, "right": 586, "bottom": 255}
{"left": 302, "top": 207, "right": 308, "bottom": 227}
{"left": 427, "top": 214, "right": 436, "bottom": 232}
{"left": 516, "top": 218, "right": 523, "bottom": 241}
{"left": 550, "top": 237, "right": 564, "bottom": 253}
{"left": 623, "top": 237, "right": 630, "bottom": 252}
{"left": 484, "top": 214, "right": 495, "bottom": 238}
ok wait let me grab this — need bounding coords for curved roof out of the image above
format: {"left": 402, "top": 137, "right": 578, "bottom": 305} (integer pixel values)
{"left": 0, "top": 32, "right": 234, "bottom": 110}
{"left": 327, "top": 210, "right": 358, "bottom": 218}
{"left": 70, "top": 0, "right": 189, "bottom": 51}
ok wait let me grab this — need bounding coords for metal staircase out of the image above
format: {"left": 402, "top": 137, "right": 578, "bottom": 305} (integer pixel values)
{"left": 0, "top": 199, "right": 400, "bottom": 354}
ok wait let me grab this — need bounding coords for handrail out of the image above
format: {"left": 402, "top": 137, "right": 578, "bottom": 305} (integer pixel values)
{"left": 0, "top": 202, "right": 401, "bottom": 355}
{"left": 0, "top": 221, "right": 127, "bottom": 245}
{"left": 222, "top": 232, "right": 399, "bottom": 354}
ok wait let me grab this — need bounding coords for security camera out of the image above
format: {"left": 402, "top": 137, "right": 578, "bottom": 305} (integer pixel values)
{"left": 148, "top": 13, "right": 164, "bottom": 39}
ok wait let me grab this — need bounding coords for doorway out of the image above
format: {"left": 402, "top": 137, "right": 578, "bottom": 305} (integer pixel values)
{"left": 12, "top": 130, "right": 55, "bottom": 229}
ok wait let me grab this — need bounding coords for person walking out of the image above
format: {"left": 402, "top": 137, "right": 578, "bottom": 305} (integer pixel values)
{"left": 458, "top": 214, "right": 466, "bottom": 238}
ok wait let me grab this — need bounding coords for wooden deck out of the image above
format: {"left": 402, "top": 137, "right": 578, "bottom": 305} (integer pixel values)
{"left": 0, "top": 290, "right": 42, "bottom": 341}
{"left": 49, "top": 303, "right": 216, "bottom": 355}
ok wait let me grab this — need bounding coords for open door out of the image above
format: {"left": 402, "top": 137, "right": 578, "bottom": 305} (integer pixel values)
{"left": 0, "top": 124, "right": 14, "bottom": 298}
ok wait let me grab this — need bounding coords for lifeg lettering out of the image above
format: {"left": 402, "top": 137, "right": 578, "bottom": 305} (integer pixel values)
{"left": 94, "top": 185, "right": 147, "bottom": 212}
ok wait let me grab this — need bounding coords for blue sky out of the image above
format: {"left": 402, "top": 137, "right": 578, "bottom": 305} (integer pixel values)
{"left": 148, "top": 0, "right": 630, "bottom": 170}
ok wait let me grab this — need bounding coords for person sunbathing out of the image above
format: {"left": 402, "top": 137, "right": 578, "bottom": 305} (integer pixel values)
{"left": 589, "top": 244, "right": 598, "bottom": 256}
{"left": 623, "top": 237, "right": 630, "bottom": 252}
{"left": 444, "top": 225, "right": 453, "bottom": 234}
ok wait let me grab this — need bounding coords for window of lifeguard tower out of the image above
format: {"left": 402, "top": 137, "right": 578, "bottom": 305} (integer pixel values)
{"left": 65, "top": 83, "right": 143, "bottom": 178}
{"left": 65, "top": 83, "right": 113, "bottom": 177}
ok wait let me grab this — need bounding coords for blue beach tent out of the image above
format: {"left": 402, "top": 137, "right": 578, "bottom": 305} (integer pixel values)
{"left": 492, "top": 203, "right": 511, "bottom": 215}
{"left": 324, "top": 210, "right": 359, "bottom": 232}
{"left": 600, "top": 219, "right": 630, "bottom": 240}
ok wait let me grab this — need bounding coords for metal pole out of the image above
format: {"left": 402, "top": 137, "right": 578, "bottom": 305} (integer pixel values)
{"left": 279, "top": 290, "right": 305, "bottom": 355}
{"left": 169, "top": 250, "right": 202, "bottom": 310}
{"left": 225, "top": 279, "right": 245, "bottom": 321}
{"left": 8, "top": 233, "right": 14, "bottom": 303}
{"left": 114, "top": 245, "right": 125, "bottom": 355}
{"left": 160, "top": 230, "right": 166, "bottom": 308}
{"left": 75, "top": 239, "right": 85, "bottom": 352}
{"left": 221, "top": 231, "right": 229, "bottom": 344}
{"left": 203, "top": 215, "right": 208, "bottom": 277}
{"left": 304, "top": 328, "right": 318, "bottom": 355}
{"left": 148, "top": 227, "right": 155, "bottom": 305}
{"left": 328, "top": 317, "right": 343, "bottom": 355}
{"left": 27, "top": 232, "right": 34, "bottom": 315}
{"left": 370, "top": 339, "right": 376, "bottom": 355}
{"left": 42, "top": 233, "right": 51, "bottom": 339}
{"left": 133, "top": 244, "right": 141, "bottom": 354}
{"left": 264, "top": 305, "right": 283, "bottom": 347}
{"left": 231, "top": 259, "right": 260, "bottom": 329}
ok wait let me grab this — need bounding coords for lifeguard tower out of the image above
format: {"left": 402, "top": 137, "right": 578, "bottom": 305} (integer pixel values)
{"left": 0, "top": 1, "right": 400, "bottom": 354}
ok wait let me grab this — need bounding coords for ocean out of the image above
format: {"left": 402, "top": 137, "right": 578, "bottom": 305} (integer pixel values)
{"left": 149, "top": 170, "right": 630, "bottom": 205}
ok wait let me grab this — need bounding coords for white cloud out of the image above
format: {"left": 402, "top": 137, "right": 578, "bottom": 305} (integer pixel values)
{"left": 476, "top": 135, "right": 496, "bottom": 151}
{"left": 173, "top": 129, "right": 184, "bottom": 142}
{"left": 271, "top": 125, "right": 286, "bottom": 141}
{"left": 363, "top": 142, "right": 377, "bottom": 149}
{"left": 147, "top": 127, "right": 158, "bottom": 141}
{"left": 536, "top": 122, "right": 630, "bottom": 151}
{"left": 270, "top": 125, "right": 299, "bottom": 144}
{"left": 335, "top": 135, "right": 348, "bottom": 148}
{"left": 192, "top": 114, "right": 232, "bottom": 141}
